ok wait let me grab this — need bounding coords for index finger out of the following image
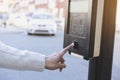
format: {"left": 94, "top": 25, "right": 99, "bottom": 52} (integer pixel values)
{"left": 59, "top": 43, "right": 74, "bottom": 57}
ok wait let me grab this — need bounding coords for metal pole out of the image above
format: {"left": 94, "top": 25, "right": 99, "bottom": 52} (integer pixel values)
{"left": 88, "top": 0, "right": 117, "bottom": 80}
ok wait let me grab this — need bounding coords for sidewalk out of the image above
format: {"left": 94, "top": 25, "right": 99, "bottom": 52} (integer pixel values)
{"left": 0, "top": 27, "right": 25, "bottom": 34}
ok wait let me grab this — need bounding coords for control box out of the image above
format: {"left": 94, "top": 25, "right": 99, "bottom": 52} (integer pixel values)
{"left": 64, "top": 0, "right": 104, "bottom": 60}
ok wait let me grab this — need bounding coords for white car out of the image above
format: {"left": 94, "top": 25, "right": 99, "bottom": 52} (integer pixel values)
{"left": 7, "top": 14, "right": 29, "bottom": 28}
{"left": 27, "top": 13, "right": 57, "bottom": 36}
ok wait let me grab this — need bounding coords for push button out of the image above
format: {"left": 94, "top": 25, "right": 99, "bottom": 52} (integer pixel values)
{"left": 73, "top": 41, "right": 78, "bottom": 49}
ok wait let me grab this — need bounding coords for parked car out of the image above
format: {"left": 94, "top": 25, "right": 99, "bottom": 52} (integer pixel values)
{"left": 55, "top": 18, "right": 65, "bottom": 27}
{"left": 7, "top": 14, "right": 29, "bottom": 28}
{"left": 27, "top": 13, "right": 57, "bottom": 36}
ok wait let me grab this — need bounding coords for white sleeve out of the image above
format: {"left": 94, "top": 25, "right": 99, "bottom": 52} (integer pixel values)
{"left": 0, "top": 41, "right": 45, "bottom": 72}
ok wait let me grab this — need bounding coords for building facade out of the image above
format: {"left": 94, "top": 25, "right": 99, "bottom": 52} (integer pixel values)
{"left": 0, "top": 0, "right": 66, "bottom": 19}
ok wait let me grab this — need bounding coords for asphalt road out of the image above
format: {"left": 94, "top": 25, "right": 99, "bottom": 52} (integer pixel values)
{"left": 0, "top": 30, "right": 89, "bottom": 80}
{"left": 0, "top": 29, "right": 119, "bottom": 80}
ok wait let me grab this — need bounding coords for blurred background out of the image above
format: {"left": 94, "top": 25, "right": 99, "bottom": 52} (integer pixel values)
{"left": 0, "top": 0, "right": 119, "bottom": 80}
{"left": 0, "top": 0, "right": 65, "bottom": 30}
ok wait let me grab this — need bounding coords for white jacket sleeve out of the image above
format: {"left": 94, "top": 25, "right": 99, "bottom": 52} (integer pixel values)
{"left": 0, "top": 41, "right": 45, "bottom": 72}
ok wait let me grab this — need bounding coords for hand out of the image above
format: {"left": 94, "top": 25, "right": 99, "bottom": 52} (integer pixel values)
{"left": 45, "top": 43, "right": 74, "bottom": 72}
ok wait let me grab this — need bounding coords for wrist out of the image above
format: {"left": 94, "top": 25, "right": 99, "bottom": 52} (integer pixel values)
{"left": 45, "top": 56, "right": 49, "bottom": 69}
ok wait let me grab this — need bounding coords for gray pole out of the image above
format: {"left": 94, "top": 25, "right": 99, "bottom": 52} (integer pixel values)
{"left": 88, "top": 0, "right": 117, "bottom": 80}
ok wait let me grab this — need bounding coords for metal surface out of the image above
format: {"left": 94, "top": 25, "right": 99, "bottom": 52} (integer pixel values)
{"left": 88, "top": 0, "right": 117, "bottom": 80}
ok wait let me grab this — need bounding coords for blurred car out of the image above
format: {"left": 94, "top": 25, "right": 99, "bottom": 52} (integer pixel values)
{"left": 55, "top": 18, "right": 65, "bottom": 27}
{"left": 27, "top": 13, "right": 57, "bottom": 36}
{"left": 7, "top": 14, "right": 29, "bottom": 28}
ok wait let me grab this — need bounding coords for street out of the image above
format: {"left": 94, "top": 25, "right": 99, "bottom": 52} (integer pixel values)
{"left": 0, "top": 29, "right": 119, "bottom": 80}
{"left": 0, "top": 29, "right": 89, "bottom": 80}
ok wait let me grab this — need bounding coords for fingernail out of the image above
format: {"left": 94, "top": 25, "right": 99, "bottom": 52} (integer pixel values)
{"left": 71, "top": 43, "right": 74, "bottom": 47}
